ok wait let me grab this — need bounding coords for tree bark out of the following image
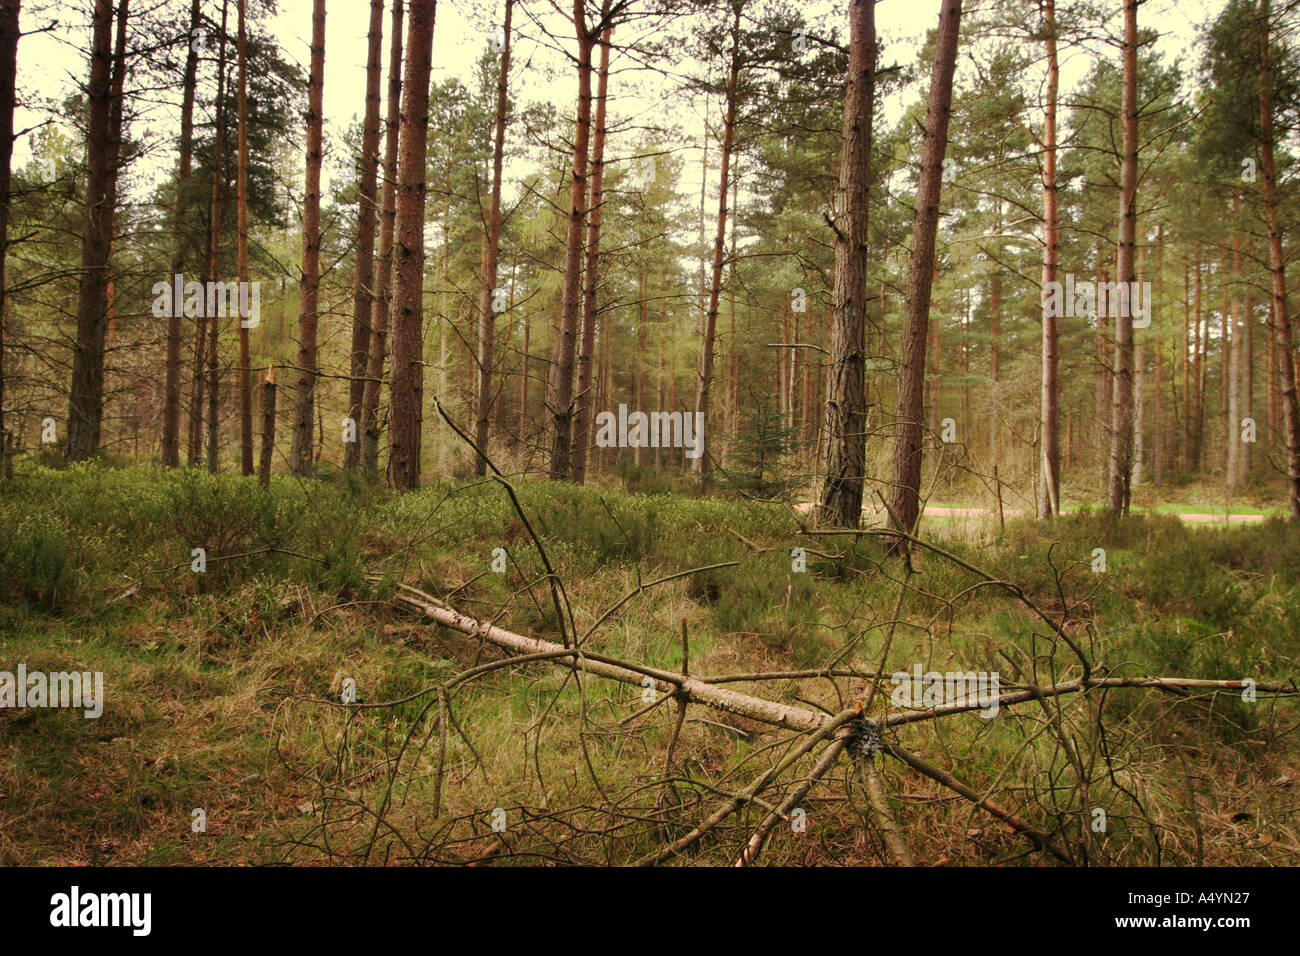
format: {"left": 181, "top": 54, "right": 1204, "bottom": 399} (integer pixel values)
{"left": 545, "top": 0, "right": 593, "bottom": 480}
{"left": 1038, "top": 0, "right": 1059, "bottom": 518}
{"left": 1107, "top": 0, "right": 1138, "bottom": 513}
{"left": 162, "top": 0, "right": 201, "bottom": 467}
{"left": 693, "top": 1, "right": 742, "bottom": 476}
{"left": 1258, "top": 0, "right": 1300, "bottom": 517}
{"left": 0, "top": 0, "right": 17, "bottom": 477}
{"left": 387, "top": 0, "right": 437, "bottom": 490}
{"left": 1095, "top": 241, "right": 1110, "bottom": 488}
{"left": 572, "top": 22, "right": 611, "bottom": 484}
{"left": 1228, "top": 200, "right": 1242, "bottom": 490}
{"left": 290, "top": 0, "right": 326, "bottom": 475}
{"left": 67, "top": 0, "right": 127, "bottom": 461}
{"left": 259, "top": 373, "right": 275, "bottom": 487}
{"left": 1244, "top": 289, "right": 1254, "bottom": 482}
{"left": 1153, "top": 223, "right": 1164, "bottom": 487}
{"left": 818, "top": 0, "right": 876, "bottom": 528}
{"left": 656, "top": 279, "right": 666, "bottom": 470}
{"left": 474, "top": 0, "right": 513, "bottom": 475}
{"left": 205, "top": 0, "right": 229, "bottom": 473}
{"left": 236, "top": 0, "right": 253, "bottom": 474}
{"left": 344, "top": 0, "right": 386, "bottom": 472}
{"left": 886, "top": 0, "right": 962, "bottom": 540}
{"left": 361, "top": 0, "right": 404, "bottom": 477}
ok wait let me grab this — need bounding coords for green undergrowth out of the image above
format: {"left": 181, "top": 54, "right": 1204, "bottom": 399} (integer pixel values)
{"left": 1, "top": 463, "right": 1296, "bottom": 865}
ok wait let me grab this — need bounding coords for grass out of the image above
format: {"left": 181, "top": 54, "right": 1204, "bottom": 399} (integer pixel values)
{"left": 1, "top": 462, "right": 1297, "bottom": 865}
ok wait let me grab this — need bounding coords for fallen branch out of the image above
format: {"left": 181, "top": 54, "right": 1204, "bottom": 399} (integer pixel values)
{"left": 386, "top": 583, "right": 1296, "bottom": 866}
{"left": 390, "top": 582, "right": 833, "bottom": 733}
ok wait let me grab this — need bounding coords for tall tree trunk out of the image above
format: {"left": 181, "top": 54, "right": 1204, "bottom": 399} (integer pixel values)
{"left": 656, "top": 279, "right": 666, "bottom": 470}
{"left": 163, "top": 0, "right": 200, "bottom": 467}
{"left": 1269, "top": 297, "right": 1278, "bottom": 446}
{"left": 187, "top": 291, "right": 204, "bottom": 463}
{"left": 1228, "top": 203, "right": 1242, "bottom": 490}
{"left": 259, "top": 372, "right": 276, "bottom": 486}
{"left": 1244, "top": 290, "right": 1254, "bottom": 482}
{"left": 634, "top": 267, "right": 646, "bottom": 467}
{"left": 927, "top": 308, "right": 938, "bottom": 437}
{"left": 1193, "top": 246, "right": 1205, "bottom": 468}
{"left": 1153, "top": 339, "right": 1163, "bottom": 487}
{"left": 1095, "top": 241, "right": 1110, "bottom": 489}
{"left": 290, "top": 0, "right": 326, "bottom": 474}
{"left": 205, "top": 0, "right": 229, "bottom": 473}
{"left": 1133, "top": 250, "right": 1146, "bottom": 487}
{"left": 1038, "top": 0, "right": 1059, "bottom": 517}
{"left": 693, "top": 2, "right": 742, "bottom": 476}
{"left": 474, "top": 0, "right": 513, "bottom": 474}
{"left": 67, "top": 0, "right": 126, "bottom": 461}
{"left": 1153, "top": 223, "right": 1165, "bottom": 487}
{"left": 346, "top": 0, "right": 386, "bottom": 472}
{"left": 519, "top": 313, "right": 529, "bottom": 440}
{"left": 1259, "top": 0, "right": 1300, "bottom": 516}
{"left": 571, "top": 21, "right": 610, "bottom": 484}
{"left": 1221, "top": 266, "right": 1230, "bottom": 468}
{"left": 437, "top": 188, "right": 449, "bottom": 476}
{"left": 0, "top": 0, "right": 17, "bottom": 478}
{"left": 546, "top": 0, "right": 593, "bottom": 480}
{"left": 1182, "top": 261, "right": 1191, "bottom": 470}
{"left": 361, "top": 0, "right": 404, "bottom": 477}
{"left": 886, "top": 0, "right": 962, "bottom": 540}
{"left": 1108, "top": 0, "right": 1139, "bottom": 513}
{"left": 101, "top": 0, "right": 128, "bottom": 449}
{"left": 236, "top": 0, "right": 253, "bottom": 474}
{"left": 818, "top": 0, "right": 876, "bottom": 528}
{"left": 729, "top": 171, "right": 741, "bottom": 443}
{"left": 387, "top": 0, "right": 437, "bottom": 490}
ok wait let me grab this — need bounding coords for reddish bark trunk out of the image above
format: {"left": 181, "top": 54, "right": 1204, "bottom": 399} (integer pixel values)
{"left": 205, "top": 0, "right": 229, "bottom": 473}
{"left": 886, "top": 0, "right": 963, "bottom": 540}
{"left": 694, "top": 2, "right": 742, "bottom": 476}
{"left": 290, "top": 0, "right": 326, "bottom": 475}
{"left": 67, "top": 0, "right": 126, "bottom": 461}
{"left": 546, "top": 0, "right": 593, "bottom": 480}
{"left": 346, "top": 0, "right": 386, "bottom": 472}
{"left": 0, "top": 0, "right": 18, "bottom": 477}
{"left": 1259, "top": 0, "right": 1300, "bottom": 516}
{"left": 1038, "top": 0, "right": 1059, "bottom": 517}
{"left": 572, "top": 23, "right": 611, "bottom": 484}
{"left": 818, "top": 0, "right": 876, "bottom": 528}
{"left": 387, "top": 0, "right": 437, "bottom": 489}
{"left": 1107, "top": 0, "right": 1138, "bottom": 513}
{"left": 361, "top": 0, "right": 404, "bottom": 476}
{"left": 474, "top": 0, "right": 513, "bottom": 474}
{"left": 236, "top": 0, "right": 253, "bottom": 474}
{"left": 163, "top": 0, "right": 201, "bottom": 467}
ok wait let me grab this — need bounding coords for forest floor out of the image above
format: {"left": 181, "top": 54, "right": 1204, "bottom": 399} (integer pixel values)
{"left": 2, "top": 463, "right": 1298, "bottom": 866}
{"left": 796, "top": 502, "right": 1271, "bottom": 523}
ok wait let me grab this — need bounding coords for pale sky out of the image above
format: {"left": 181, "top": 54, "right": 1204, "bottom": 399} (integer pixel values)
{"left": 12, "top": 0, "right": 1221, "bottom": 209}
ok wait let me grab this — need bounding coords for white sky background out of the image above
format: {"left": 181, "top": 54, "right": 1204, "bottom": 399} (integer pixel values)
{"left": 12, "top": 0, "right": 1224, "bottom": 221}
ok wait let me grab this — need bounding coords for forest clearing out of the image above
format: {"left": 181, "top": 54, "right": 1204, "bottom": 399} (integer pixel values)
{"left": 1, "top": 0, "right": 1299, "bottom": 879}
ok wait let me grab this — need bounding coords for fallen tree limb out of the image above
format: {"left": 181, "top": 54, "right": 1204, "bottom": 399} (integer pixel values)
{"left": 390, "top": 582, "right": 834, "bottom": 733}
{"left": 881, "top": 741, "right": 1075, "bottom": 864}
{"left": 856, "top": 751, "right": 914, "bottom": 866}
{"left": 385, "top": 583, "right": 1296, "bottom": 866}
